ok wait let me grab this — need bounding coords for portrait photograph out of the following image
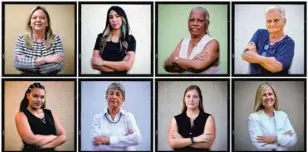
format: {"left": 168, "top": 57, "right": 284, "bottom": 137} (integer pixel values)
{"left": 2, "top": 2, "right": 76, "bottom": 76}
{"left": 80, "top": 2, "right": 152, "bottom": 76}
{"left": 156, "top": 80, "right": 229, "bottom": 151}
{"left": 79, "top": 80, "right": 152, "bottom": 151}
{"left": 2, "top": 79, "right": 76, "bottom": 151}
{"left": 233, "top": 2, "right": 306, "bottom": 76}
{"left": 156, "top": 2, "right": 229, "bottom": 76}
{"left": 233, "top": 80, "right": 305, "bottom": 151}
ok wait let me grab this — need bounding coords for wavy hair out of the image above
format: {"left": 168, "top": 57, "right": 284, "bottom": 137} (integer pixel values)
{"left": 24, "top": 6, "right": 54, "bottom": 49}
{"left": 253, "top": 82, "right": 279, "bottom": 112}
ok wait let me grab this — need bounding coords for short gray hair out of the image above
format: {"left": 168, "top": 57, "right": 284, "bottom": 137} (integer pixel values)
{"left": 191, "top": 7, "right": 210, "bottom": 21}
{"left": 265, "top": 5, "right": 286, "bottom": 19}
{"left": 106, "top": 82, "right": 126, "bottom": 99}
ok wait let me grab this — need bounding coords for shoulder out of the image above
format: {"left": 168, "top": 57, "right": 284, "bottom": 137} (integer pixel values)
{"left": 248, "top": 111, "right": 262, "bottom": 120}
{"left": 93, "top": 112, "right": 104, "bottom": 120}
{"left": 17, "top": 34, "right": 26, "bottom": 42}
{"left": 284, "top": 36, "right": 295, "bottom": 46}
{"left": 15, "top": 111, "right": 27, "bottom": 120}
{"left": 275, "top": 110, "right": 288, "bottom": 117}
{"left": 124, "top": 111, "right": 136, "bottom": 119}
{"left": 174, "top": 112, "right": 184, "bottom": 119}
{"left": 43, "top": 109, "right": 54, "bottom": 116}
{"left": 253, "top": 29, "right": 269, "bottom": 37}
{"left": 128, "top": 35, "right": 136, "bottom": 43}
{"left": 97, "top": 33, "right": 104, "bottom": 38}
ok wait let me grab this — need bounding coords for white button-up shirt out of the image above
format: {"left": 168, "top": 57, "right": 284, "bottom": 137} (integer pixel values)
{"left": 91, "top": 108, "right": 142, "bottom": 151}
{"left": 248, "top": 110, "right": 297, "bottom": 151}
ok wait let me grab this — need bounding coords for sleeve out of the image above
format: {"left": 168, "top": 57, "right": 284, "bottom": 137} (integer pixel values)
{"left": 13, "top": 35, "right": 37, "bottom": 73}
{"left": 91, "top": 113, "right": 103, "bottom": 150}
{"left": 127, "top": 35, "right": 136, "bottom": 52}
{"left": 276, "top": 115, "right": 297, "bottom": 147}
{"left": 93, "top": 34, "right": 102, "bottom": 50}
{"left": 109, "top": 113, "right": 142, "bottom": 148}
{"left": 249, "top": 29, "right": 262, "bottom": 46}
{"left": 39, "top": 35, "right": 64, "bottom": 74}
{"left": 248, "top": 114, "right": 278, "bottom": 150}
{"left": 275, "top": 39, "right": 295, "bottom": 70}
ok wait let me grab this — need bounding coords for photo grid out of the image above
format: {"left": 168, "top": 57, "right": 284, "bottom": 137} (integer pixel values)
{"left": 0, "top": 1, "right": 307, "bottom": 152}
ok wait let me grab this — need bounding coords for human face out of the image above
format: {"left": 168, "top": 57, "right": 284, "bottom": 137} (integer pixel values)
{"left": 27, "top": 88, "right": 46, "bottom": 110}
{"left": 265, "top": 10, "right": 286, "bottom": 34}
{"left": 188, "top": 9, "right": 207, "bottom": 37}
{"left": 261, "top": 87, "right": 276, "bottom": 109}
{"left": 184, "top": 89, "right": 200, "bottom": 110}
{"left": 109, "top": 10, "right": 123, "bottom": 30}
{"left": 30, "top": 9, "right": 48, "bottom": 32}
{"left": 106, "top": 88, "right": 124, "bottom": 109}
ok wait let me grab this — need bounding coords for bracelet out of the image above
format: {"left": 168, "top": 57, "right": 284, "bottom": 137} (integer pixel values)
{"left": 190, "top": 136, "right": 195, "bottom": 144}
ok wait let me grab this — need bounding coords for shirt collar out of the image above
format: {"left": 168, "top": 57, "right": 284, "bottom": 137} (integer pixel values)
{"left": 103, "top": 106, "right": 126, "bottom": 115}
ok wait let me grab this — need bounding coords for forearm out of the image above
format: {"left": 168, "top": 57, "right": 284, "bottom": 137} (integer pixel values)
{"left": 14, "top": 56, "right": 37, "bottom": 72}
{"left": 277, "top": 134, "right": 297, "bottom": 147}
{"left": 259, "top": 57, "right": 283, "bottom": 73}
{"left": 26, "top": 134, "right": 56, "bottom": 147}
{"left": 92, "top": 64, "right": 115, "bottom": 72}
{"left": 190, "top": 142, "right": 212, "bottom": 149}
{"left": 169, "top": 138, "right": 192, "bottom": 149}
{"left": 39, "top": 62, "right": 64, "bottom": 74}
{"left": 42, "top": 53, "right": 64, "bottom": 64}
{"left": 241, "top": 51, "right": 262, "bottom": 64}
{"left": 175, "top": 58, "right": 204, "bottom": 72}
{"left": 102, "top": 60, "right": 130, "bottom": 71}
{"left": 109, "top": 132, "right": 142, "bottom": 147}
{"left": 40, "top": 134, "right": 67, "bottom": 148}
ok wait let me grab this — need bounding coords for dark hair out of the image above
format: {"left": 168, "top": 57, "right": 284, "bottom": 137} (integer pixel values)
{"left": 181, "top": 85, "right": 204, "bottom": 113}
{"left": 19, "top": 83, "right": 46, "bottom": 111}
{"left": 100, "top": 6, "right": 131, "bottom": 53}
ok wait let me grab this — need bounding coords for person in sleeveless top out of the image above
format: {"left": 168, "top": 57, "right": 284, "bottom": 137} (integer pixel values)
{"left": 242, "top": 6, "right": 295, "bottom": 75}
{"left": 248, "top": 82, "right": 297, "bottom": 151}
{"left": 13, "top": 6, "right": 64, "bottom": 76}
{"left": 91, "top": 6, "right": 136, "bottom": 76}
{"left": 15, "top": 83, "right": 67, "bottom": 151}
{"left": 164, "top": 7, "right": 219, "bottom": 74}
{"left": 168, "top": 85, "right": 216, "bottom": 151}
{"left": 91, "top": 82, "right": 142, "bottom": 151}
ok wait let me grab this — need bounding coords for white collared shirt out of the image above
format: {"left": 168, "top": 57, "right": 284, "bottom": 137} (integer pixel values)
{"left": 248, "top": 110, "right": 297, "bottom": 151}
{"left": 91, "top": 108, "right": 142, "bottom": 151}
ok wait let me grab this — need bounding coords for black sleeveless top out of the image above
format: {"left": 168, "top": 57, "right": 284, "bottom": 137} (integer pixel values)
{"left": 21, "top": 108, "right": 57, "bottom": 151}
{"left": 174, "top": 111, "right": 211, "bottom": 152}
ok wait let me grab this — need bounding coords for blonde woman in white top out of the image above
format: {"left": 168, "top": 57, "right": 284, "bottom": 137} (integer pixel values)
{"left": 164, "top": 7, "right": 219, "bottom": 74}
{"left": 91, "top": 82, "right": 142, "bottom": 151}
{"left": 248, "top": 82, "right": 297, "bottom": 151}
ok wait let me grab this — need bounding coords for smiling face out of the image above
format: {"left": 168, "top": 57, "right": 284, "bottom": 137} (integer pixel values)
{"left": 109, "top": 10, "right": 123, "bottom": 30}
{"left": 106, "top": 88, "right": 124, "bottom": 109}
{"left": 27, "top": 88, "right": 46, "bottom": 110}
{"left": 30, "top": 9, "right": 48, "bottom": 32}
{"left": 184, "top": 89, "right": 200, "bottom": 110}
{"left": 188, "top": 9, "right": 207, "bottom": 37}
{"left": 265, "top": 10, "right": 286, "bottom": 34}
{"left": 261, "top": 87, "right": 276, "bottom": 109}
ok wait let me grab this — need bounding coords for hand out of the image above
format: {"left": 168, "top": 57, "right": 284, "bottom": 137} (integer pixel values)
{"left": 126, "top": 129, "right": 134, "bottom": 136}
{"left": 170, "top": 130, "right": 182, "bottom": 139}
{"left": 93, "top": 136, "right": 110, "bottom": 145}
{"left": 194, "top": 134, "right": 213, "bottom": 143}
{"left": 283, "top": 130, "right": 294, "bottom": 136}
{"left": 245, "top": 42, "right": 257, "bottom": 53}
{"left": 35, "top": 57, "right": 45, "bottom": 67}
{"left": 91, "top": 56, "right": 104, "bottom": 66}
{"left": 257, "top": 136, "right": 277, "bottom": 144}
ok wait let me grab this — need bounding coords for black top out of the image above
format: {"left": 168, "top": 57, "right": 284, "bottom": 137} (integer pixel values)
{"left": 93, "top": 33, "right": 136, "bottom": 76}
{"left": 174, "top": 111, "right": 211, "bottom": 152}
{"left": 21, "top": 108, "right": 56, "bottom": 151}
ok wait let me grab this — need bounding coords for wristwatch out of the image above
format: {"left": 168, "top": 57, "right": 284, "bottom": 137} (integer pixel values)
{"left": 190, "top": 136, "right": 195, "bottom": 144}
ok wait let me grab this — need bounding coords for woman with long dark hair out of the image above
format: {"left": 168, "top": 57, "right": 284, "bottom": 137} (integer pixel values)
{"left": 15, "top": 83, "right": 66, "bottom": 151}
{"left": 91, "top": 6, "right": 136, "bottom": 76}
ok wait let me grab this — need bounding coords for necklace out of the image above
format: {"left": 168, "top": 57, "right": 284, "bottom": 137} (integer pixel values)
{"left": 105, "top": 113, "right": 122, "bottom": 124}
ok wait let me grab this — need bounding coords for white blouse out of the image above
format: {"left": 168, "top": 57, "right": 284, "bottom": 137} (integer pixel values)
{"left": 91, "top": 108, "right": 142, "bottom": 151}
{"left": 248, "top": 110, "right": 297, "bottom": 151}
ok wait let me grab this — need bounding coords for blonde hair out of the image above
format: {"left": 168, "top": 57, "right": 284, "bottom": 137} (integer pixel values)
{"left": 253, "top": 82, "right": 279, "bottom": 112}
{"left": 265, "top": 5, "right": 286, "bottom": 20}
{"left": 24, "top": 6, "right": 54, "bottom": 49}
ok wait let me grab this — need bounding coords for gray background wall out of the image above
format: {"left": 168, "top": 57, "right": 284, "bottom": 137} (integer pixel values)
{"left": 233, "top": 81, "right": 305, "bottom": 151}
{"left": 157, "top": 81, "right": 228, "bottom": 151}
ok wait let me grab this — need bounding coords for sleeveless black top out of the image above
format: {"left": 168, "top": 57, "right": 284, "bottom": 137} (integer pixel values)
{"left": 21, "top": 108, "right": 57, "bottom": 151}
{"left": 174, "top": 111, "right": 211, "bottom": 152}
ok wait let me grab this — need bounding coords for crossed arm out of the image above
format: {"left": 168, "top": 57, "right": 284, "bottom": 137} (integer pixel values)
{"left": 167, "top": 115, "right": 216, "bottom": 149}
{"left": 15, "top": 111, "right": 67, "bottom": 149}
{"left": 164, "top": 39, "right": 219, "bottom": 73}
{"left": 91, "top": 113, "right": 142, "bottom": 150}
{"left": 91, "top": 50, "right": 135, "bottom": 72}
{"left": 241, "top": 42, "right": 283, "bottom": 73}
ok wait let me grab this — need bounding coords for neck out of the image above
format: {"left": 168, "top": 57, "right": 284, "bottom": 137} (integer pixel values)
{"left": 27, "top": 106, "right": 41, "bottom": 113}
{"left": 190, "top": 33, "right": 205, "bottom": 46}
{"left": 112, "top": 29, "right": 121, "bottom": 37}
{"left": 32, "top": 31, "right": 45, "bottom": 41}
{"left": 108, "top": 107, "right": 120, "bottom": 116}
{"left": 270, "top": 31, "right": 285, "bottom": 41}
{"left": 263, "top": 107, "right": 274, "bottom": 117}
{"left": 186, "top": 108, "right": 200, "bottom": 118}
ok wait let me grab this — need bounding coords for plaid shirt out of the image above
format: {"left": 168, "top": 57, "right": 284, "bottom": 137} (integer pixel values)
{"left": 13, "top": 34, "right": 64, "bottom": 75}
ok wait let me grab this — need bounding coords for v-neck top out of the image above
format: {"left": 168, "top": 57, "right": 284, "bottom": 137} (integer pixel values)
{"left": 21, "top": 108, "right": 56, "bottom": 151}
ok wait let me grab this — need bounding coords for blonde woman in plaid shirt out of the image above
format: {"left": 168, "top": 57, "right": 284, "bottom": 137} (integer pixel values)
{"left": 14, "top": 6, "right": 64, "bottom": 75}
